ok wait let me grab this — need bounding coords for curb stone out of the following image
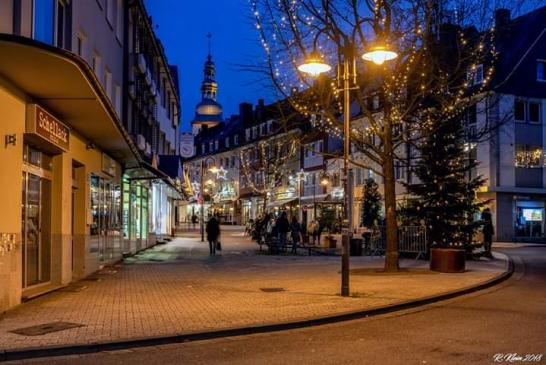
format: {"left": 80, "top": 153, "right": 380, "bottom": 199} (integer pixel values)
{"left": 0, "top": 252, "right": 514, "bottom": 362}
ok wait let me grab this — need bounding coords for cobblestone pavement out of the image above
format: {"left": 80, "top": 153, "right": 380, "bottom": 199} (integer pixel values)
{"left": 0, "top": 229, "right": 508, "bottom": 351}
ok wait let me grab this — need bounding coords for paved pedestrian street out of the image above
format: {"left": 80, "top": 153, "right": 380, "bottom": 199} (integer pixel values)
{"left": 0, "top": 230, "right": 508, "bottom": 352}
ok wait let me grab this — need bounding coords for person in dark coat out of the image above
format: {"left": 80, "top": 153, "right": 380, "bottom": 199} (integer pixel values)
{"left": 290, "top": 216, "right": 302, "bottom": 253}
{"left": 481, "top": 208, "right": 494, "bottom": 258}
{"left": 206, "top": 216, "right": 220, "bottom": 255}
{"left": 276, "top": 211, "right": 290, "bottom": 245}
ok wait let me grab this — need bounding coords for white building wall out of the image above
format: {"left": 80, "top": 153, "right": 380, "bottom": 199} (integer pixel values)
{"left": 72, "top": 0, "right": 124, "bottom": 117}
{"left": 496, "top": 94, "right": 516, "bottom": 188}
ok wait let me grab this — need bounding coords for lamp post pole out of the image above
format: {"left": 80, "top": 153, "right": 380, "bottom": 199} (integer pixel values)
{"left": 297, "top": 40, "right": 396, "bottom": 297}
{"left": 341, "top": 55, "right": 352, "bottom": 297}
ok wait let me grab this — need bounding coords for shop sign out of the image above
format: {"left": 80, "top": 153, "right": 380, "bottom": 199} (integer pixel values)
{"left": 332, "top": 187, "right": 344, "bottom": 200}
{"left": 26, "top": 104, "right": 69, "bottom": 151}
{"left": 102, "top": 153, "right": 117, "bottom": 176}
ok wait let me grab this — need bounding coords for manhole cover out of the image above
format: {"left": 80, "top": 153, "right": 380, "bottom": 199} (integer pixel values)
{"left": 10, "top": 322, "right": 84, "bottom": 336}
{"left": 260, "top": 288, "right": 285, "bottom": 293}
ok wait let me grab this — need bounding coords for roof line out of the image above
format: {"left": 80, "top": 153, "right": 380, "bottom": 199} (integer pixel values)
{"left": 495, "top": 24, "right": 546, "bottom": 89}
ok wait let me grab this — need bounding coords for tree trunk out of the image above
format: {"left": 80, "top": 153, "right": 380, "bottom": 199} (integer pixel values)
{"left": 383, "top": 123, "right": 399, "bottom": 272}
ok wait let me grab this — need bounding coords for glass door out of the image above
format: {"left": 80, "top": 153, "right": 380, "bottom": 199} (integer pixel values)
{"left": 22, "top": 172, "right": 51, "bottom": 288}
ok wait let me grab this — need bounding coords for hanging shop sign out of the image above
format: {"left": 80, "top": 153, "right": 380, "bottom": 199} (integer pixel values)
{"left": 26, "top": 104, "right": 70, "bottom": 152}
{"left": 102, "top": 153, "right": 117, "bottom": 176}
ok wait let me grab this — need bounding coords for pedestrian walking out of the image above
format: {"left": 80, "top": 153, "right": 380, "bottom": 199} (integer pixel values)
{"left": 290, "top": 216, "right": 302, "bottom": 254}
{"left": 206, "top": 216, "right": 220, "bottom": 255}
{"left": 276, "top": 211, "right": 290, "bottom": 246}
{"left": 481, "top": 208, "right": 494, "bottom": 258}
{"left": 191, "top": 214, "right": 198, "bottom": 230}
{"left": 308, "top": 219, "right": 317, "bottom": 245}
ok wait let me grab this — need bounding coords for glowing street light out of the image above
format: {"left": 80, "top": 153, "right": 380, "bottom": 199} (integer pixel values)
{"left": 297, "top": 51, "right": 332, "bottom": 77}
{"left": 362, "top": 44, "right": 398, "bottom": 65}
{"left": 298, "top": 40, "right": 397, "bottom": 297}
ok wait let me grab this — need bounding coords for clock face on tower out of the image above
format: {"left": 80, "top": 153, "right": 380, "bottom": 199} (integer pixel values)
{"left": 181, "top": 144, "right": 193, "bottom": 158}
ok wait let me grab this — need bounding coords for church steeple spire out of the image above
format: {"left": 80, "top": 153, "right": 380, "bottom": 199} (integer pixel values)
{"left": 201, "top": 33, "right": 218, "bottom": 101}
{"left": 191, "top": 33, "right": 223, "bottom": 136}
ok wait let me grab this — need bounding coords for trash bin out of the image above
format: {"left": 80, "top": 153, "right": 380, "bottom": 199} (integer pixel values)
{"left": 350, "top": 238, "right": 363, "bottom": 256}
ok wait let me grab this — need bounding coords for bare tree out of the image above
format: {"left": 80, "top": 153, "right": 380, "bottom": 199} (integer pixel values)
{"left": 239, "top": 131, "right": 299, "bottom": 212}
{"left": 249, "top": 0, "right": 544, "bottom": 271}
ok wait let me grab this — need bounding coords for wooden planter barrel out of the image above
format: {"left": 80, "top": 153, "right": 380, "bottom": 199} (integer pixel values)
{"left": 430, "top": 248, "right": 466, "bottom": 273}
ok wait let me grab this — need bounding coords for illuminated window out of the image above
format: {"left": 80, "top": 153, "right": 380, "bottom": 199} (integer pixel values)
{"left": 515, "top": 145, "right": 542, "bottom": 168}
{"left": 537, "top": 60, "right": 546, "bottom": 82}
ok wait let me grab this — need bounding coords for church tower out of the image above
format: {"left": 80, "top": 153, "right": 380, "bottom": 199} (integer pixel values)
{"left": 192, "top": 34, "right": 223, "bottom": 135}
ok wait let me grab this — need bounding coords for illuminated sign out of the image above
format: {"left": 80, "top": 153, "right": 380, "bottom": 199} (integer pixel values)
{"left": 26, "top": 104, "right": 70, "bottom": 151}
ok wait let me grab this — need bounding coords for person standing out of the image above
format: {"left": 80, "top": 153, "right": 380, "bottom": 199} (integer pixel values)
{"left": 276, "top": 211, "right": 290, "bottom": 246}
{"left": 206, "top": 216, "right": 220, "bottom": 255}
{"left": 481, "top": 208, "right": 494, "bottom": 258}
{"left": 290, "top": 216, "right": 302, "bottom": 254}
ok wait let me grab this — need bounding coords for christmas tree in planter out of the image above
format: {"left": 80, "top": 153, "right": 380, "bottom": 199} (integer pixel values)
{"left": 360, "top": 178, "right": 382, "bottom": 228}
{"left": 403, "top": 115, "right": 487, "bottom": 254}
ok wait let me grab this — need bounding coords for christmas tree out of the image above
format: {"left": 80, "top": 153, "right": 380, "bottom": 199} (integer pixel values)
{"left": 360, "top": 178, "right": 382, "bottom": 228}
{"left": 403, "top": 114, "right": 487, "bottom": 248}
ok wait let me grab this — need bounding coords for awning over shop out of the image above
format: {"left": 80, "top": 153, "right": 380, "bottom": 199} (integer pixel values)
{"left": 299, "top": 194, "right": 328, "bottom": 206}
{"left": 0, "top": 34, "right": 139, "bottom": 164}
{"left": 124, "top": 162, "right": 183, "bottom": 200}
{"left": 266, "top": 197, "right": 298, "bottom": 208}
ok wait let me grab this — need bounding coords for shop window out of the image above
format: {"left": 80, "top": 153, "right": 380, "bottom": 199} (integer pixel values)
{"left": 32, "top": 0, "right": 55, "bottom": 45}
{"left": 23, "top": 144, "right": 52, "bottom": 170}
{"left": 516, "top": 206, "right": 544, "bottom": 238}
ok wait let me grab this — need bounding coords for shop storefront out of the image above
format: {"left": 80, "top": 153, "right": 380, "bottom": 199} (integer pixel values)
{"left": 514, "top": 197, "right": 546, "bottom": 241}
{"left": 151, "top": 180, "right": 179, "bottom": 237}
{"left": 0, "top": 37, "right": 138, "bottom": 311}
{"left": 241, "top": 197, "right": 265, "bottom": 225}
{"left": 122, "top": 176, "right": 150, "bottom": 254}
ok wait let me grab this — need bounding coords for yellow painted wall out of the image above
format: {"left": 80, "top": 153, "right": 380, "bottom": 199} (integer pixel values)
{"left": 0, "top": 80, "right": 26, "bottom": 312}
{"left": 0, "top": 77, "right": 123, "bottom": 312}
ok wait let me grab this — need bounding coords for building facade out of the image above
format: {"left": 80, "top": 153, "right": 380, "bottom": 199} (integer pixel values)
{"left": 0, "top": 0, "right": 181, "bottom": 312}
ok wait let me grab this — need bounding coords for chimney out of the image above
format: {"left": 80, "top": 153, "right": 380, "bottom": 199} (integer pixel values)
{"left": 495, "top": 9, "right": 510, "bottom": 28}
{"left": 256, "top": 99, "right": 265, "bottom": 122}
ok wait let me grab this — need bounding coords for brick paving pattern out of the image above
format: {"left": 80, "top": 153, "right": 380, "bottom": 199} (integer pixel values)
{"left": 0, "top": 228, "right": 508, "bottom": 351}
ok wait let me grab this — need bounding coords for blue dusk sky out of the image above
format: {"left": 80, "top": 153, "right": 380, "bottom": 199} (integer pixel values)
{"left": 145, "top": 0, "right": 273, "bottom": 131}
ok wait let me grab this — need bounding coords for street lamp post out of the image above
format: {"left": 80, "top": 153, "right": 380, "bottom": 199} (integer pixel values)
{"left": 298, "top": 42, "right": 397, "bottom": 296}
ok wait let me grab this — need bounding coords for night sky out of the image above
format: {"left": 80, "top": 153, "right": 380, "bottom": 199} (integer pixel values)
{"left": 145, "top": 0, "right": 272, "bottom": 132}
